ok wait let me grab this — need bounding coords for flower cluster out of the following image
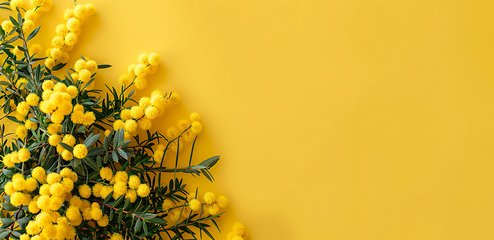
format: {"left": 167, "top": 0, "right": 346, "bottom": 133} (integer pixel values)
{"left": 45, "top": 3, "right": 95, "bottom": 68}
{"left": 3, "top": 0, "right": 52, "bottom": 38}
{"left": 119, "top": 52, "right": 161, "bottom": 89}
{"left": 0, "top": 2, "right": 229, "bottom": 239}
{"left": 227, "top": 222, "right": 249, "bottom": 240}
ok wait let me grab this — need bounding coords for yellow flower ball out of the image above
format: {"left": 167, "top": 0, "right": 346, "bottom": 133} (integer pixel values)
{"left": 29, "top": 43, "right": 42, "bottom": 55}
{"left": 170, "top": 92, "right": 181, "bottom": 105}
{"left": 78, "top": 69, "right": 91, "bottom": 82}
{"left": 162, "top": 198, "right": 175, "bottom": 212}
{"left": 49, "top": 196, "right": 64, "bottom": 211}
{"left": 114, "top": 171, "right": 128, "bottom": 183}
{"left": 61, "top": 178, "right": 74, "bottom": 193}
{"left": 120, "top": 109, "right": 132, "bottom": 121}
{"left": 145, "top": 106, "right": 159, "bottom": 119}
{"left": 60, "top": 51, "right": 70, "bottom": 63}
{"left": 189, "top": 199, "right": 201, "bottom": 211}
{"left": 128, "top": 175, "right": 141, "bottom": 189}
{"left": 90, "top": 203, "right": 103, "bottom": 220}
{"left": 91, "top": 183, "right": 103, "bottom": 198}
{"left": 125, "top": 189, "right": 137, "bottom": 203}
{"left": 99, "top": 167, "right": 113, "bottom": 181}
{"left": 42, "top": 80, "right": 54, "bottom": 91}
{"left": 50, "top": 48, "right": 62, "bottom": 60}
{"left": 190, "top": 112, "right": 201, "bottom": 122}
{"left": 65, "top": 205, "right": 81, "bottom": 221}
{"left": 130, "top": 106, "right": 144, "bottom": 119}
{"left": 85, "top": 3, "right": 96, "bottom": 15}
{"left": 26, "top": 93, "right": 40, "bottom": 106}
{"left": 9, "top": 0, "right": 24, "bottom": 11}
{"left": 111, "top": 233, "right": 124, "bottom": 240}
{"left": 62, "top": 134, "right": 76, "bottom": 146}
{"left": 45, "top": 57, "right": 55, "bottom": 69}
{"left": 66, "top": 18, "right": 80, "bottom": 31}
{"left": 64, "top": 32, "right": 78, "bottom": 46}
{"left": 40, "top": 0, "right": 52, "bottom": 11}
{"left": 16, "top": 125, "right": 27, "bottom": 139}
{"left": 10, "top": 192, "right": 25, "bottom": 206}
{"left": 28, "top": 199, "right": 40, "bottom": 213}
{"left": 232, "top": 222, "right": 245, "bottom": 236}
{"left": 166, "top": 127, "right": 179, "bottom": 139}
{"left": 86, "top": 60, "right": 97, "bottom": 71}
{"left": 97, "top": 215, "right": 109, "bottom": 227}
{"left": 24, "top": 10, "right": 38, "bottom": 21}
{"left": 153, "top": 150, "right": 164, "bottom": 163}
{"left": 17, "top": 147, "right": 30, "bottom": 162}
{"left": 74, "top": 59, "right": 87, "bottom": 72}
{"left": 136, "top": 184, "right": 150, "bottom": 197}
{"left": 73, "top": 144, "right": 87, "bottom": 159}
{"left": 67, "top": 85, "right": 78, "bottom": 98}
{"left": 137, "top": 53, "right": 149, "bottom": 64}
{"left": 191, "top": 121, "right": 203, "bottom": 134}
{"left": 46, "top": 172, "right": 61, "bottom": 185}
{"left": 139, "top": 97, "right": 151, "bottom": 108}
{"left": 217, "top": 195, "right": 229, "bottom": 208}
{"left": 124, "top": 119, "right": 137, "bottom": 133}
{"left": 78, "top": 184, "right": 91, "bottom": 198}
{"left": 148, "top": 52, "right": 161, "bottom": 66}
{"left": 203, "top": 192, "right": 216, "bottom": 205}
{"left": 22, "top": 19, "right": 35, "bottom": 33}
{"left": 138, "top": 116, "right": 152, "bottom": 130}
{"left": 113, "top": 181, "right": 127, "bottom": 198}
{"left": 63, "top": 8, "right": 75, "bottom": 20}
{"left": 113, "top": 119, "right": 125, "bottom": 130}
{"left": 4, "top": 182, "right": 15, "bottom": 195}
{"left": 1, "top": 20, "right": 14, "bottom": 33}
{"left": 104, "top": 129, "right": 111, "bottom": 137}
{"left": 16, "top": 101, "right": 30, "bottom": 116}
{"left": 55, "top": 24, "right": 69, "bottom": 36}
{"left": 208, "top": 203, "right": 220, "bottom": 215}
{"left": 127, "top": 64, "right": 136, "bottom": 77}
{"left": 25, "top": 119, "right": 38, "bottom": 130}
{"left": 48, "top": 134, "right": 60, "bottom": 146}
{"left": 47, "top": 123, "right": 62, "bottom": 135}
{"left": 134, "top": 77, "right": 147, "bottom": 89}
{"left": 74, "top": 4, "right": 86, "bottom": 19}
{"left": 51, "top": 36, "right": 65, "bottom": 49}
{"left": 32, "top": 166, "right": 46, "bottom": 183}
{"left": 133, "top": 63, "right": 147, "bottom": 78}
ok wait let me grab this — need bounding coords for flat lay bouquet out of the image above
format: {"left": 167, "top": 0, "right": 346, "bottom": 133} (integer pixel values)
{"left": 0, "top": 0, "right": 254, "bottom": 239}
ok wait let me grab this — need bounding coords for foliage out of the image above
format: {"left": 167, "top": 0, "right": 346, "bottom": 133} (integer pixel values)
{"left": 0, "top": 1, "right": 224, "bottom": 239}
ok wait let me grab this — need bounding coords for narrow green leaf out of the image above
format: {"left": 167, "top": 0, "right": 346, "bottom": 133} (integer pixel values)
{"left": 26, "top": 26, "right": 40, "bottom": 41}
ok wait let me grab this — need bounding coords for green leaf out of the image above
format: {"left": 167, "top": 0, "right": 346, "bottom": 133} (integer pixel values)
{"left": 88, "top": 147, "right": 105, "bottom": 157}
{"left": 117, "top": 148, "right": 127, "bottom": 159}
{"left": 0, "top": 229, "right": 10, "bottom": 239}
{"left": 147, "top": 218, "right": 167, "bottom": 225}
{"left": 11, "top": 231, "right": 21, "bottom": 237}
{"left": 16, "top": 217, "right": 31, "bottom": 224}
{"left": 104, "top": 191, "right": 114, "bottom": 203}
{"left": 123, "top": 198, "right": 131, "bottom": 211}
{"left": 52, "top": 63, "right": 67, "bottom": 71}
{"left": 26, "top": 26, "right": 40, "bottom": 41}
{"left": 82, "top": 157, "right": 99, "bottom": 171}
{"left": 2, "top": 168, "right": 13, "bottom": 177}
{"left": 141, "top": 213, "right": 158, "bottom": 220}
{"left": 199, "top": 155, "right": 220, "bottom": 168}
{"left": 112, "top": 151, "right": 119, "bottom": 162}
{"left": 97, "top": 64, "right": 111, "bottom": 69}
{"left": 1, "top": 218, "right": 14, "bottom": 226}
{"left": 113, "top": 195, "right": 124, "bottom": 207}
{"left": 58, "top": 142, "right": 73, "bottom": 152}
{"left": 83, "top": 133, "right": 100, "bottom": 148}
{"left": 134, "top": 218, "right": 142, "bottom": 233}
{"left": 9, "top": 16, "right": 19, "bottom": 28}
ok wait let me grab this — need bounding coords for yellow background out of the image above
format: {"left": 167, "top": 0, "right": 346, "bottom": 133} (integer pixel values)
{"left": 6, "top": 0, "right": 494, "bottom": 239}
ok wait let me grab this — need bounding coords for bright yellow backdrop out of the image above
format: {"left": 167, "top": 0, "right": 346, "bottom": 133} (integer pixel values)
{"left": 7, "top": 0, "right": 494, "bottom": 239}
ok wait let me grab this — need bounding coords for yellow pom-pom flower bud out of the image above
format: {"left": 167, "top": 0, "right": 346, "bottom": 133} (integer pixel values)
{"left": 73, "top": 144, "right": 87, "bottom": 159}
{"left": 136, "top": 184, "right": 150, "bottom": 197}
